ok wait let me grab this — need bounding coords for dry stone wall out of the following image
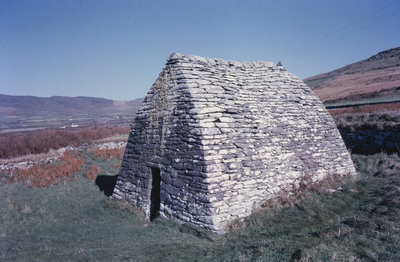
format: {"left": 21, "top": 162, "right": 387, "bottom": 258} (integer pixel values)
{"left": 339, "top": 128, "right": 400, "bottom": 154}
{"left": 112, "top": 53, "right": 357, "bottom": 233}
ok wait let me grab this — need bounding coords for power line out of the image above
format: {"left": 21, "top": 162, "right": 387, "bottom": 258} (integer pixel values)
{"left": 278, "top": 0, "right": 398, "bottom": 62}
{"left": 285, "top": 11, "right": 400, "bottom": 64}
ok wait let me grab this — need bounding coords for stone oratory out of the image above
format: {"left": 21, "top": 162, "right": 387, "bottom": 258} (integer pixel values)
{"left": 112, "top": 53, "right": 356, "bottom": 233}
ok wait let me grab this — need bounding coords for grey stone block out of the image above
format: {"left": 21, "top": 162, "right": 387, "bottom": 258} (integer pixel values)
{"left": 112, "top": 53, "right": 357, "bottom": 234}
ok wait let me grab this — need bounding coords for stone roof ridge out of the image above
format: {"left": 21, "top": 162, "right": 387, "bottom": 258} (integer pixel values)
{"left": 168, "top": 52, "right": 275, "bottom": 68}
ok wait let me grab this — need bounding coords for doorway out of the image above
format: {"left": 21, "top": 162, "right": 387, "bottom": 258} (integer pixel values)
{"left": 150, "top": 167, "right": 161, "bottom": 221}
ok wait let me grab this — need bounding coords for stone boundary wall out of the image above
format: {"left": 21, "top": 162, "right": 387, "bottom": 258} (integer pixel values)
{"left": 339, "top": 128, "right": 400, "bottom": 154}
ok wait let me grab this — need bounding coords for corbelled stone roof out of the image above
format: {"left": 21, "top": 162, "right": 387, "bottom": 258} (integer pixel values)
{"left": 112, "top": 53, "right": 357, "bottom": 233}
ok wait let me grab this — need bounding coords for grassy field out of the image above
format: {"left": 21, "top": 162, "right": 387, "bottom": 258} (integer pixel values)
{"left": 325, "top": 94, "right": 400, "bottom": 108}
{"left": 328, "top": 102, "right": 400, "bottom": 116}
{"left": 1, "top": 149, "right": 400, "bottom": 261}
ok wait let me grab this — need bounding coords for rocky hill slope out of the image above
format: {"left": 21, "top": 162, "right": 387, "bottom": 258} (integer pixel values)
{"left": 304, "top": 47, "right": 400, "bottom": 103}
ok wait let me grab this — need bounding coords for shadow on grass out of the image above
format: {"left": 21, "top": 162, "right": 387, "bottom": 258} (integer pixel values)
{"left": 95, "top": 175, "right": 118, "bottom": 196}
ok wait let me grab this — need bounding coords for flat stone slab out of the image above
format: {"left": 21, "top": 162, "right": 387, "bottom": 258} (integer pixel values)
{"left": 112, "top": 53, "right": 357, "bottom": 233}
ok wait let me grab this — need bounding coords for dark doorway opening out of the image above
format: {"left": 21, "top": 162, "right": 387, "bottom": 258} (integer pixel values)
{"left": 150, "top": 167, "right": 161, "bottom": 221}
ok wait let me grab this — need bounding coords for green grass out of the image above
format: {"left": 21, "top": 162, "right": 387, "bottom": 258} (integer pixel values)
{"left": 0, "top": 174, "right": 214, "bottom": 261}
{"left": 1, "top": 152, "right": 400, "bottom": 261}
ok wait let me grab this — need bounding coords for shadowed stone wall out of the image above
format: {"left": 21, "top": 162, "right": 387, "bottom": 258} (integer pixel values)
{"left": 112, "top": 53, "right": 357, "bottom": 233}
{"left": 339, "top": 128, "right": 400, "bottom": 154}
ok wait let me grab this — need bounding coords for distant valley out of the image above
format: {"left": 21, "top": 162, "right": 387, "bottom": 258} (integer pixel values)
{"left": 0, "top": 95, "right": 143, "bottom": 133}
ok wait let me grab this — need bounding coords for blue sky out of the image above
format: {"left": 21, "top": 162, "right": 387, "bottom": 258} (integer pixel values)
{"left": 1, "top": 0, "right": 399, "bottom": 100}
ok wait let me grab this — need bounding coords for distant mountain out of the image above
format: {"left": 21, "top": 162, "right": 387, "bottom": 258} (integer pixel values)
{"left": 0, "top": 94, "right": 143, "bottom": 130}
{"left": 304, "top": 47, "right": 400, "bottom": 103}
{"left": 0, "top": 94, "right": 143, "bottom": 117}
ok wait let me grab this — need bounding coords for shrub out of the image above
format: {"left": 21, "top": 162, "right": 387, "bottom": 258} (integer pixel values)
{"left": 333, "top": 113, "right": 400, "bottom": 131}
{"left": 91, "top": 148, "right": 125, "bottom": 160}
{"left": 0, "top": 125, "right": 130, "bottom": 159}
{"left": 84, "top": 165, "right": 101, "bottom": 181}
{"left": 5, "top": 151, "right": 84, "bottom": 188}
